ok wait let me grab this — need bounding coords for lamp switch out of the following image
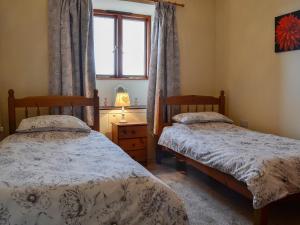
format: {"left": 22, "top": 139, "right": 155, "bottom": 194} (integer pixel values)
{"left": 0, "top": 126, "right": 4, "bottom": 132}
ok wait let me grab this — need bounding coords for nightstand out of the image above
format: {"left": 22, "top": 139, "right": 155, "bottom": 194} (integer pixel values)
{"left": 112, "top": 122, "right": 147, "bottom": 166}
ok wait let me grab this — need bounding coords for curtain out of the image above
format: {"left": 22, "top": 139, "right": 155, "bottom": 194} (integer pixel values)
{"left": 147, "top": 1, "right": 180, "bottom": 135}
{"left": 48, "top": 0, "right": 96, "bottom": 125}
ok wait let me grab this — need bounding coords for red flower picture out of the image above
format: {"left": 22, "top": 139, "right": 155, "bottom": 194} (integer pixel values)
{"left": 275, "top": 10, "right": 300, "bottom": 52}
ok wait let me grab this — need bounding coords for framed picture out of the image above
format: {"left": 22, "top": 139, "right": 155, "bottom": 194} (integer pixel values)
{"left": 275, "top": 10, "right": 300, "bottom": 53}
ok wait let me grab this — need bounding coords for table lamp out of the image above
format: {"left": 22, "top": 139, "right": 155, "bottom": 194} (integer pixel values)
{"left": 115, "top": 91, "right": 131, "bottom": 123}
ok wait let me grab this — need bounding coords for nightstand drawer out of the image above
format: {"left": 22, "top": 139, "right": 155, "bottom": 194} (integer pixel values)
{"left": 118, "top": 126, "right": 147, "bottom": 139}
{"left": 127, "top": 150, "right": 146, "bottom": 162}
{"left": 119, "top": 138, "right": 146, "bottom": 151}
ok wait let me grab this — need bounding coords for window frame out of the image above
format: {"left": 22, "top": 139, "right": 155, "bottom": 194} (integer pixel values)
{"left": 93, "top": 9, "right": 151, "bottom": 80}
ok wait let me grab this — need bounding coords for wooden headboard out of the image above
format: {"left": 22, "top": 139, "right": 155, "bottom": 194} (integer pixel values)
{"left": 157, "top": 90, "right": 225, "bottom": 135}
{"left": 8, "top": 89, "right": 100, "bottom": 134}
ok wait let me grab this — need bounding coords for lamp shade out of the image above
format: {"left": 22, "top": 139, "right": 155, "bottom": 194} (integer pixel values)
{"left": 115, "top": 92, "right": 131, "bottom": 107}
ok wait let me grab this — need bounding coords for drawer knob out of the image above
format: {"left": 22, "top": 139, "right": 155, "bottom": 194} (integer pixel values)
{"left": 131, "top": 130, "right": 136, "bottom": 134}
{"left": 132, "top": 144, "right": 136, "bottom": 147}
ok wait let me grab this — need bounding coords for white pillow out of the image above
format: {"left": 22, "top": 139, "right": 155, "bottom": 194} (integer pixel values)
{"left": 172, "top": 112, "right": 233, "bottom": 124}
{"left": 16, "top": 115, "right": 91, "bottom": 133}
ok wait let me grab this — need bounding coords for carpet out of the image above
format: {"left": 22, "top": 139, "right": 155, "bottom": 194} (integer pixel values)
{"left": 149, "top": 159, "right": 300, "bottom": 225}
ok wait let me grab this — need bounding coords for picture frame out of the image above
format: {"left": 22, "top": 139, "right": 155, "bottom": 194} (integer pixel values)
{"left": 275, "top": 10, "right": 300, "bottom": 53}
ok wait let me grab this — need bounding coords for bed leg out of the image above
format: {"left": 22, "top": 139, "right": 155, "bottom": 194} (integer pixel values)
{"left": 175, "top": 154, "right": 187, "bottom": 173}
{"left": 253, "top": 206, "right": 269, "bottom": 225}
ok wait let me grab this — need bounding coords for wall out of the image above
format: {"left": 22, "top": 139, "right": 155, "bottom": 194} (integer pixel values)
{"left": 215, "top": 0, "right": 300, "bottom": 139}
{"left": 0, "top": 0, "right": 217, "bottom": 134}
{"left": 0, "top": 0, "right": 49, "bottom": 131}
{"left": 93, "top": 0, "right": 153, "bottom": 106}
{"left": 178, "top": 0, "right": 216, "bottom": 96}
{"left": 2, "top": 0, "right": 298, "bottom": 154}
{"left": 94, "top": 0, "right": 216, "bottom": 163}
{"left": 94, "top": 0, "right": 216, "bottom": 106}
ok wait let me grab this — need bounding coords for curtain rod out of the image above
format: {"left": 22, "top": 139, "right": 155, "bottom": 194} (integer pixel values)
{"left": 121, "top": 0, "right": 184, "bottom": 7}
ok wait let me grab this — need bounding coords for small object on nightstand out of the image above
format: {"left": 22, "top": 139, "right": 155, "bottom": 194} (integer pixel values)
{"left": 112, "top": 122, "right": 147, "bottom": 166}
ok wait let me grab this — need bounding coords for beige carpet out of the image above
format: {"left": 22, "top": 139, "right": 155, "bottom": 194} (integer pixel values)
{"left": 148, "top": 158, "right": 300, "bottom": 225}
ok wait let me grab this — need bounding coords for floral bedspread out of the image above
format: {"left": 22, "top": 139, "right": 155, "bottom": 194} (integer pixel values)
{"left": 158, "top": 122, "right": 300, "bottom": 209}
{"left": 0, "top": 131, "right": 188, "bottom": 225}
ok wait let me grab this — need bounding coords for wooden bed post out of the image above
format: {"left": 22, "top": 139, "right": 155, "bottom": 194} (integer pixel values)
{"left": 219, "top": 90, "right": 225, "bottom": 115}
{"left": 8, "top": 89, "right": 16, "bottom": 134}
{"left": 254, "top": 206, "right": 269, "bottom": 225}
{"left": 93, "top": 89, "right": 100, "bottom": 132}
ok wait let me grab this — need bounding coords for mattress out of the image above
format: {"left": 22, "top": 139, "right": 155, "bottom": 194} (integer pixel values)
{"left": 158, "top": 122, "right": 300, "bottom": 209}
{"left": 0, "top": 131, "right": 188, "bottom": 225}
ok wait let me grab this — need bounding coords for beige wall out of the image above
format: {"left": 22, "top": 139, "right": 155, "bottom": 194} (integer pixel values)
{"left": 178, "top": 0, "right": 216, "bottom": 95}
{"left": 1, "top": 0, "right": 299, "bottom": 141}
{"left": 216, "top": 0, "right": 300, "bottom": 139}
{"left": 93, "top": 0, "right": 154, "bottom": 107}
{"left": 94, "top": 0, "right": 216, "bottom": 106}
{"left": 0, "top": 0, "right": 216, "bottom": 134}
{"left": 0, "top": 0, "right": 49, "bottom": 131}
{"left": 95, "top": 0, "right": 217, "bottom": 97}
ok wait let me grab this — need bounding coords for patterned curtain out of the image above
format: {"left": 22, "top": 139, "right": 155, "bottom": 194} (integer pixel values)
{"left": 147, "top": 2, "right": 180, "bottom": 135}
{"left": 48, "top": 0, "right": 96, "bottom": 125}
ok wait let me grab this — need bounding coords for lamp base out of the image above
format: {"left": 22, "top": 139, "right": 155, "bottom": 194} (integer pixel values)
{"left": 119, "top": 107, "right": 127, "bottom": 123}
{"left": 119, "top": 119, "right": 128, "bottom": 123}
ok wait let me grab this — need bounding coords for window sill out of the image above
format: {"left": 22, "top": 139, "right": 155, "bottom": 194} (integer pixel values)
{"left": 96, "top": 75, "right": 148, "bottom": 81}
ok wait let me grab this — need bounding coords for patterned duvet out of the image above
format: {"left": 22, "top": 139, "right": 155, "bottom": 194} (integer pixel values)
{"left": 0, "top": 131, "right": 188, "bottom": 225}
{"left": 158, "top": 122, "right": 300, "bottom": 209}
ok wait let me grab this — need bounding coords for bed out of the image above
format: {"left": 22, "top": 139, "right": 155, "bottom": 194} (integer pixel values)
{"left": 157, "top": 91, "right": 300, "bottom": 225}
{"left": 0, "top": 89, "right": 188, "bottom": 225}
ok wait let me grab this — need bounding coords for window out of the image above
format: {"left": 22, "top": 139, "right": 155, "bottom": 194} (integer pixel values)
{"left": 93, "top": 10, "right": 151, "bottom": 80}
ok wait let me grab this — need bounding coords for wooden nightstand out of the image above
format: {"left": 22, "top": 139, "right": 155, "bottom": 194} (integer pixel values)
{"left": 112, "top": 122, "right": 147, "bottom": 166}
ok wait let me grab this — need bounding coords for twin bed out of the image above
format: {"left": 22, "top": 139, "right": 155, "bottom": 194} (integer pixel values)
{"left": 157, "top": 91, "right": 300, "bottom": 225}
{"left": 0, "top": 90, "right": 188, "bottom": 225}
{"left": 1, "top": 89, "right": 300, "bottom": 225}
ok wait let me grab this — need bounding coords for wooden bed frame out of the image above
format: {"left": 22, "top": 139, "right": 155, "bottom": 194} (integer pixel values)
{"left": 157, "top": 90, "right": 300, "bottom": 225}
{"left": 8, "top": 89, "right": 100, "bottom": 134}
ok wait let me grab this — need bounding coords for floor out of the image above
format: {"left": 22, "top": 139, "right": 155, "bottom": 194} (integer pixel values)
{"left": 148, "top": 158, "right": 300, "bottom": 225}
